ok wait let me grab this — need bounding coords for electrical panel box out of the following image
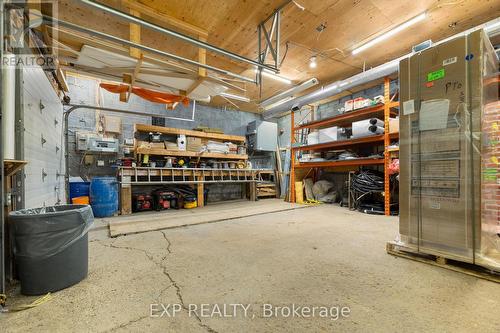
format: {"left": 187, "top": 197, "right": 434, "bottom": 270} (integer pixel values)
{"left": 246, "top": 120, "right": 278, "bottom": 152}
{"left": 76, "top": 132, "right": 119, "bottom": 153}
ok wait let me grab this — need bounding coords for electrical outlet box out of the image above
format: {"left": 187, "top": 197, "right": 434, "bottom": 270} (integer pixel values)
{"left": 246, "top": 120, "right": 277, "bottom": 152}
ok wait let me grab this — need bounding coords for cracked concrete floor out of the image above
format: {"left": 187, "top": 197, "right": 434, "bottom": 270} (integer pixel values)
{"left": 2, "top": 203, "right": 500, "bottom": 332}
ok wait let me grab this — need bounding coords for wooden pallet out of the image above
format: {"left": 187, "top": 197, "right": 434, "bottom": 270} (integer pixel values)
{"left": 386, "top": 241, "right": 500, "bottom": 283}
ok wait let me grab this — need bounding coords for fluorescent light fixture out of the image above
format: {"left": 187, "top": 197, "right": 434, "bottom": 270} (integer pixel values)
{"left": 309, "top": 56, "right": 317, "bottom": 68}
{"left": 352, "top": 12, "right": 427, "bottom": 55}
{"left": 260, "top": 78, "right": 318, "bottom": 108}
{"left": 220, "top": 92, "right": 250, "bottom": 103}
{"left": 263, "top": 96, "right": 294, "bottom": 110}
{"left": 485, "top": 20, "right": 500, "bottom": 31}
{"left": 255, "top": 68, "right": 292, "bottom": 84}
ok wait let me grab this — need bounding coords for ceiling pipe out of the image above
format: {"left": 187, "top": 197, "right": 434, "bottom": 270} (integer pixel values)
{"left": 78, "top": 0, "right": 279, "bottom": 73}
{"left": 263, "top": 17, "right": 500, "bottom": 119}
{"left": 40, "top": 15, "right": 256, "bottom": 84}
{"left": 263, "top": 60, "right": 399, "bottom": 119}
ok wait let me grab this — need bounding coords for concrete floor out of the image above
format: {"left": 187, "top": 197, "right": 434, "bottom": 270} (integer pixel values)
{"left": 1, "top": 201, "right": 499, "bottom": 332}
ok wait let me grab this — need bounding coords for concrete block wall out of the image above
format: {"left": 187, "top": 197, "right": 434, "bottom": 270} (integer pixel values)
{"left": 66, "top": 75, "right": 269, "bottom": 201}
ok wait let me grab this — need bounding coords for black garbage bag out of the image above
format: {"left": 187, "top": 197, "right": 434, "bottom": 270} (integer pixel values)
{"left": 9, "top": 205, "right": 94, "bottom": 295}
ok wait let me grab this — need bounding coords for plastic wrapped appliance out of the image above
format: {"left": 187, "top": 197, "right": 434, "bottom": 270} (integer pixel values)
{"left": 399, "top": 29, "right": 499, "bottom": 271}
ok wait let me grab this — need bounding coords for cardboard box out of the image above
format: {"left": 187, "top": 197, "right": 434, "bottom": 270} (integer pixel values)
{"left": 104, "top": 115, "right": 122, "bottom": 133}
{"left": 137, "top": 141, "right": 165, "bottom": 149}
{"left": 344, "top": 99, "right": 354, "bottom": 112}
{"left": 186, "top": 137, "right": 203, "bottom": 152}
{"left": 389, "top": 118, "right": 399, "bottom": 133}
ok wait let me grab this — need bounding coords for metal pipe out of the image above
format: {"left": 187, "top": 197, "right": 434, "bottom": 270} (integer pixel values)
{"left": 40, "top": 15, "right": 256, "bottom": 84}
{"left": 78, "top": 0, "right": 278, "bottom": 73}
{"left": 0, "top": 0, "right": 5, "bottom": 296}
{"left": 63, "top": 104, "right": 198, "bottom": 202}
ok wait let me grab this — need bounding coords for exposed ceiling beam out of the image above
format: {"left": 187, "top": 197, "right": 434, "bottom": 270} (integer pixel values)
{"left": 128, "top": 6, "right": 142, "bottom": 59}
{"left": 186, "top": 77, "right": 205, "bottom": 96}
{"left": 121, "top": 0, "right": 208, "bottom": 38}
{"left": 126, "top": 54, "right": 143, "bottom": 102}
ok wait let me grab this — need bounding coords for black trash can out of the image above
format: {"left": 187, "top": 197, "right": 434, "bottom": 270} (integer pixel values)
{"left": 9, "top": 204, "right": 94, "bottom": 295}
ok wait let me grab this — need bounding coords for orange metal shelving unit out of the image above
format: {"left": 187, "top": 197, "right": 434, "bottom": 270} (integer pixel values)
{"left": 289, "top": 77, "right": 399, "bottom": 216}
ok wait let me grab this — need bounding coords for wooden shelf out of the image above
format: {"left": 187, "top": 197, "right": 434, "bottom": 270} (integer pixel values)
{"left": 294, "top": 101, "right": 399, "bottom": 131}
{"left": 295, "top": 158, "right": 384, "bottom": 169}
{"left": 4, "top": 159, "right": 28, "bottom": 177}
{"left": 135, "top": 123, "right": 246, "bottom": 142}
{"left": 136, "top": 147, "right": 248, "bottom": 160}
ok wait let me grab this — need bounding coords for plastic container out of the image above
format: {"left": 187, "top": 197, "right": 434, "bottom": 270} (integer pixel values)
{"left": 72, "top": 196, "right": 89, "bottom": 205}
{"left": 69, "top": 181, "right": 90, "bottom": 201}
{"left": 90, "top": 177, "right": 118, "bottom": 217}
{"left": 9, "top": 205, "right": 93, "bottom": 295}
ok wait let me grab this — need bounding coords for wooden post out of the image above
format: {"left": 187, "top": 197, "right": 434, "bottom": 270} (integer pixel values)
{"left": 120, "top": 184, "right": 132, "bottom": 215}
{"left": 197, "top": 179, "right": 204, "bottom": 208}
{"left": 128, "top": 8, "right": 141, "bottom": 59}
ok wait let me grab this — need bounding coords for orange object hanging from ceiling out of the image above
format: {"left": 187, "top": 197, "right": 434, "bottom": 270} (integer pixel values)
{"left": 99, "top": 83, "right": 190, "bottom": 107}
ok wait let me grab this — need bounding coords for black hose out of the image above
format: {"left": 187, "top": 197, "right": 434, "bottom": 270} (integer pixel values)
{"left": 351, "top": 170, "right": 384, "bottom": 193}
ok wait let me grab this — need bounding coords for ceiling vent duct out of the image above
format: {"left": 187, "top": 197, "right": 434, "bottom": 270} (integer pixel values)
{"left": 263, "top": 17, "right": 500, "bottom": 119}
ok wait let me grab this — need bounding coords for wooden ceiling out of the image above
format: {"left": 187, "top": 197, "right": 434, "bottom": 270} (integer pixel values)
{"left": 52, "top": 0, "right": 500, "bottom": 112}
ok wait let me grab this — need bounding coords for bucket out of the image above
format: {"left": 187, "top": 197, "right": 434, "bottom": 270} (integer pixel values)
{"left": 72, "top": 196, "right": 89, "bottom": 205}
{"left": 69, "top": 182, "right": 90, "bottom": 201}
{"left": 90, "top": 177, "right": 118, "bottom": 217}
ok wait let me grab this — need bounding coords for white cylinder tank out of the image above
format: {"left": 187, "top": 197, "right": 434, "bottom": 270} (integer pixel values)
{"left": 2, "top": 53, "right": 16, "bottom": 160}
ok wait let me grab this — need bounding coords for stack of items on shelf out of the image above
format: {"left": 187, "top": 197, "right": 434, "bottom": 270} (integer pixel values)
{"left": 344, "top": 95, "right": 384, "bottom": 113}
{"left": 133, "top": 124, "right": 249, "bottom": 170}
{"left": 205, "top": 141, "right": 230, "bottom": 154}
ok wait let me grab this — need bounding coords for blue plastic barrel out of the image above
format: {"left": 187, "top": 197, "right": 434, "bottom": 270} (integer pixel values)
{"left": 69, "top": 182, "right": 90, "bottom": 201}
{"left": 89, "top": 177, "right": 118, "bottom": 217}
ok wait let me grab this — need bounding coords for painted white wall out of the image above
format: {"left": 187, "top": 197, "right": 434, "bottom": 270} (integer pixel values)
{"left": 23, "top": 67, "right": 65, "bottom": 208}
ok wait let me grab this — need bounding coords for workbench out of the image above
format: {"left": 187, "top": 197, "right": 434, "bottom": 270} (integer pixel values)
{"left": 117, "top": 167, "right": 277, "bottom": 215}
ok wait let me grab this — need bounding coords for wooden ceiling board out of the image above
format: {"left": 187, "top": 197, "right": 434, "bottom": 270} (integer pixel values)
{"left": 54, "top": 0, "right": 500, "bottom": 112}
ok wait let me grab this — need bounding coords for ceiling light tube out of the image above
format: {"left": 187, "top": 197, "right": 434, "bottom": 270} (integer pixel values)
{"left": 352, "top": 12, "right": 427, "bottom": 55}
{"left": 220, "top": 92, "right": 250, "bottom": 103}
{"left": 260, "top": 78, "right": 319, "bottom": 108}
{"left": 263, "top": 96, "right": 294, "bottom": 110}
{"left": 256, "top": 68, "right": 292, "bottom": 84}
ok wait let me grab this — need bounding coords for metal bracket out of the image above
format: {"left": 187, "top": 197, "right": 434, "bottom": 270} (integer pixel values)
{"left": 39, "top": 100, "right": 45, "bottom": 113}
{"left": 56, "top": 145, "right": 60, "bottom": 153}
{"left": 257, "top": 6, "right": 283, "bottom": 71}
{"left": 41, "top": 134, "right": 46, "bottom": 146}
